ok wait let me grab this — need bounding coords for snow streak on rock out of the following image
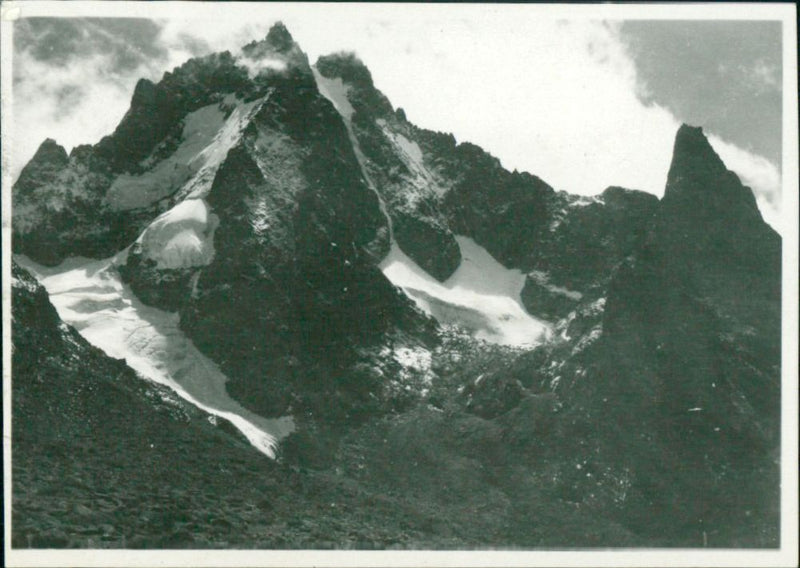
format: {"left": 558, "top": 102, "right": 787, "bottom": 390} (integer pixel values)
{"left": 16, "top": 254, "right": 295, "bottom": 458}
{"left": 312, "top": 67, "right": 395, "bottom": 240}
{"left": 380, "top": 237, "right": 552, "bottom": 347}
{"left": 105, "top": 95, "right": 266, "bottom": 211}
{"left": 377, "top": 118, "right": 447, "bottom": 199}
{"left": 312, "top": 67, "right": 548, "bottom": 346}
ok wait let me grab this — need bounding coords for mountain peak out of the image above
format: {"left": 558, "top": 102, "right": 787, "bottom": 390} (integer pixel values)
{"left": 265, "top": 21, "right": 295, "bottom": 52}
{"left": 315, "top": 52, "right": 375, "bottom": 88}
{"left": 13, "top": 138, "right": 68, "bottom": 195}
{"left": 242, "top": 21, "right": 300, "bottom": 59}
{"left": 664, "top": 124, "right": 731, "bottom": 198}
{"left": 663, "top": 123, "right": 759, "bottom": 216}
{"left": 672, "top": 123, "right": 724, "bottom": 166}
{"left": 32, "top": 138, "right": 68, "bottom": 165}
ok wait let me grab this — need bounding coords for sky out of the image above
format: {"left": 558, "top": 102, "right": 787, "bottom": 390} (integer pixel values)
{"left": 7, "top": 5, "right": 786, "bottom": 231}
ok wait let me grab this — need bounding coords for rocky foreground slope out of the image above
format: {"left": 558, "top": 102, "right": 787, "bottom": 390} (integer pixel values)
{"left": 11, "top": 23, "right": 781, "bottom": 548}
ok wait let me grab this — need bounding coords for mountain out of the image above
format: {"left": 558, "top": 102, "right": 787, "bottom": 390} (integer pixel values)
{"left": 10, "top": 23, "right": 781, "bottom": 549}
{"left": 519, "top": 124, "right": 781, "bottom": 546}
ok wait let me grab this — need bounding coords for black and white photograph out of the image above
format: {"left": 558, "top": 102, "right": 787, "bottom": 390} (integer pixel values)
{"left": 1, "top": 2, "right": 797, "bottom": 566}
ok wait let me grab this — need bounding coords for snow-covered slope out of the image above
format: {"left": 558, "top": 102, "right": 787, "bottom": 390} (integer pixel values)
{"left": 313, "top": 64, "right": 549, "bottom": 346}
{"left": 15, "top": 254, "right": 295, "bottom": 458}
{"left": 380, "top": 236, "right": 552, "bottom": 347}
{"left": 139, "top": 198, "right": 219, "bottom": 269}
{"left": 105, "top": 95, "right": 265, "bottom": 211}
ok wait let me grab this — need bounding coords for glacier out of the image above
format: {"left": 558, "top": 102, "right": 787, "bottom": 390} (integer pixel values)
{"left": 380, "top": 237, "right": 552, "bottom": 347}
{"left": 16, "top": 254, "right": 295, "bottom": 458}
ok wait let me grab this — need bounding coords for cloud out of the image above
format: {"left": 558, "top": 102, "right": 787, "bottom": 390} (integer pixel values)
{"left": 12, "top": 48, "right": 145, "bottom": 176}
{"left": 617, "top": 20, "right": 782, "bottom": 166}
{"left": 708, "top": 134, "right": 783, "bottom": 232}
{"left": 747, "top": 59, "right": 781, "bottom": 93}
{"left": 9, "top": 12, "right": 783, "bottom": 232}
{"left": 11, "top": 19, "right": 175, "bottom": 180}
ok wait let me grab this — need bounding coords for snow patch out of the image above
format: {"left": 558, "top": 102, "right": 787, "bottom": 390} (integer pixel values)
{"left": 527, "top": 270, "right": 583, "bottom": 301}
{"left": 380, "top": 236, "right": 551, "bottom": 347}
{"left": 105, "top": 95, "right": 265, "bottom": 211}
{"left": 377, "top": 119, "right": 446, "bottom": 198}
{"left": 392, "top": 345, "right": 434, "bottom": 385}
{"left": 312, "top": 71, "right": 355, "bottom": 121}
{"left": 179, "top": 95, "right": 266, "bottom": 201}
{"left": 570, "top": 195, "right": 604, "bottom": 208}
{"left": 139, "top": 199, "right": 218, "bottom": 269}
{"left": 16, "top": 254, "right": 294, "bottom": 458}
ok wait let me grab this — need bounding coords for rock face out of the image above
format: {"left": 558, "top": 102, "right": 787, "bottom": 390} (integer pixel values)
{"left": 314, "top": 53, "right": 462, "bottom": 282}
{"left": 12, "top": 51, "right": 258, "bottom": 266}
{"left": 312, "top": 51, "right": 660, "bottom": 307}
{"left": 547, "top": 125, "right": 781, "bottom": 546}
{"left": 518, "top": 186, "right": 659, "bottom": 319}
{"left": 125, "top": 28, "right": 435, "bottom": 420}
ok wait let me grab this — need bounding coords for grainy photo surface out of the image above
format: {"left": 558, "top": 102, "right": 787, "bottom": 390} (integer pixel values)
{"left": 2, "top": 2, "right": 797, "bottom": 567}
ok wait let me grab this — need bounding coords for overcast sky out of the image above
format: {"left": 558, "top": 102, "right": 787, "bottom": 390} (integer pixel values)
{"left": 8, "top": 5, "right": 786, "bottom": 231}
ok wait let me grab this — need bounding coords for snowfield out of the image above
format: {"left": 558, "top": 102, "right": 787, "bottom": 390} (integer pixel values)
{"left": 312, "top": 66, "right": 549, "bottom": 347}
{"left": 380, "top": 237, "right": 552, "bottom": 347}
{"left": 16, "top": 254, "right": 295, "bottom": 458}
{"left": 105, "top": 94, "right": 266, "bottom": 211}
{"left": 312, "top": 70, "right": 356, "bottom": 122}
{"left": 139, "top": 198, "right": 219, "bottom": 269}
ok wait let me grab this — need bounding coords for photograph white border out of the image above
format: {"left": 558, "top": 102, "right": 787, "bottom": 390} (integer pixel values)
{"left": 1, "top": 2, "right": 797, "bottom": 567}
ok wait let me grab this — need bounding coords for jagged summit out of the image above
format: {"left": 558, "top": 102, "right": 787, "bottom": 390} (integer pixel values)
{"left": 664, "top": 123, "right": 759, "bottom": 215}
{"left": 316, "top": 52, "right": 376, "bottom": 88}
{"left": 31, "top": 138, "right": 68, "bottom": 163}
{"left": 242, "top": 21, "right": 303, "bottom": 61}
{"left": 265, "top": 21, "right": 295, "bottom": 52}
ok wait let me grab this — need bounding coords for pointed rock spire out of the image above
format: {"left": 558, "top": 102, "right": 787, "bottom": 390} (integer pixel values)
{"left": 240, "top": 21, "right": 310, "bottom": 74}
{"left": 663, "top": 124, "right": 758, "bottom": 214}
{"left": 265, "top": 21, "right": 295, "bottom": 53}
{"left": 243, "top": 21, "right": 298, "bottom": 58}
{"left": 13, "top": 138, "right": 68, "bottom": 196}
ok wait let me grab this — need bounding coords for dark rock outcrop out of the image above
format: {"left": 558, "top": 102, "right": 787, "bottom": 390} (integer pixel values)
{"left": 117, "top": 30, "right": 433, "bottom": 419}
{"left": 315, "top": 53, "right": 462, "bottom": 281}
{"left": 555, "top": 125, "right": 781, "bottom": 546}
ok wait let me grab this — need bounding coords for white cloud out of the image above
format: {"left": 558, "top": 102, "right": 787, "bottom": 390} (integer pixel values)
{"left": 10, "top": 9, "right": 782, "bottom": 232}
{"left": 11, "top": 42, "right": 166, "bottom": 180}
{"left": 708, "top": 134, "right": 783, "bottom": 232}
{"left": 748, "top": 59, "right": 781, "bottom": 93}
